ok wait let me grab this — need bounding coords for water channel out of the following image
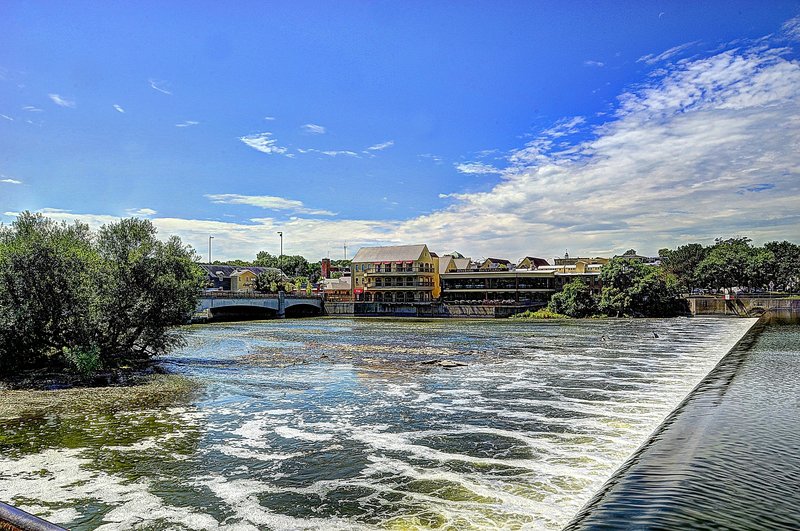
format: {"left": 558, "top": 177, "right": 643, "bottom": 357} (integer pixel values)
{"left": 0, "top": 317, "right": 755, "bottom": 530}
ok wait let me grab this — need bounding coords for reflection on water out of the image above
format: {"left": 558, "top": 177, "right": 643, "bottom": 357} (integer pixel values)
{"left": 0, "top": 317, "right": 755, "bottom": 530}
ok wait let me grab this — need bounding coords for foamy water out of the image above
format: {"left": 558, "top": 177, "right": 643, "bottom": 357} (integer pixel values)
{"left": 0, "top": 317, "right": 755, "bottom": 529}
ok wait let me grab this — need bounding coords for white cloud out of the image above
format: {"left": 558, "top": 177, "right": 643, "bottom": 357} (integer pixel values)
{"left": 783, "top": 15, "right": 800, "bottom": 41}
{"left": 320, "top": 150, "right": 359, "bottom": 157}
{"left": 454, "top": 162, "right": 503, "bottom": 175}
{"left": 148, "top": 79, "right": 172, "bottom": 95}
{"left": 367, "top": 140, "right": 394, "bottom": 151}
{"left": 10, "top": 37, "right": 800, "bottom": 262}
{"left": 125, "top": 208, "right": 157, "bottom": 216}
{"left": 175, "top": 120, "right": 199, "bottom": 127}
{"left": 113, "top": 104, "right": 125, "bottom": 113}
{"left": 239, "top": 132, "right": 289, "bottom": 155}
{"left": 264, "top": 116, "right": 276, "bottom": 121}
{"left": 205, "top": 194, "right": 335, "bottom": 216}
{"left": 637, "top": 41, "right": 699, "bottom": 65}
{"left": 22, "top": 106, "right": 43, "bottom": 112}
{"left": 1, "top": 178, "right": 22, "bottom": 185}
{"left": 0, "top": 114, "right": 13, "bottom": 121}
{"left": 584, "top": 60, "right": 605, "bottom": 67}
{"left": 48, "top": 94, "right": 75, "bottom": 108}
{"left": 301, "top": 123, "right": 326, "bottom": 134}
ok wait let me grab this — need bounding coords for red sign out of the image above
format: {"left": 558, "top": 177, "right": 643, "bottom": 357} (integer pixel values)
{"left": 353, "top": 288, "right": 363, "bottom": 294}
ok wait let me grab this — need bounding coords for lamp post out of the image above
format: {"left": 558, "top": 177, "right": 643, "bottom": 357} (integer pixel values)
{"left": 208, "top": 236, "right": 214, "bottom": 264}
{"left": 277, "top": 231, "right": 283, "bottom": 273}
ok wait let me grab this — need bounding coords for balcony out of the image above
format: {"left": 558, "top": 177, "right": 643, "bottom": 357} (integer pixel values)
{"left": 364, "top": 268, "right": 434, "bottom": 276}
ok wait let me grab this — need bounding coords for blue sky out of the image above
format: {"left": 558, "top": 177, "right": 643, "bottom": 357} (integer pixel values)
{"left": 2, "top": 1, "right": 800, "bottom": 262}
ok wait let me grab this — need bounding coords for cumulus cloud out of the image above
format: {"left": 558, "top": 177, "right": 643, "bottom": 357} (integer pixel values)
{"left": 1, "top": 178, "right": 22, "bottom": 184}
{"left": 205, "top": 194, "right": 335, "bottom": 216}
{"left": 367, "top": 140, "right": 394, "bottom": 151}
{"left": 239, "top": 132, "right": 289, "bottom": 155}
{"left": 301, "top": 123, "right": 326, "bottom": 134}
{"left": 48, "top": 94, "right": 75, "bottom": 108}
{"left": 113, "top": 104, "right": 125, "bottom": 113}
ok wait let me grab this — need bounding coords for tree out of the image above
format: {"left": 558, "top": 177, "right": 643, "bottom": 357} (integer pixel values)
{"left": 254, "top": 251, "right": 279, "bottom": 268}
{"left": 0, "top": 214, "right": 203, "bottom": 376}
{"left": 92, "top": 218, "right": 205, "bottom": 365}
{"left": 548, "top": 279, "right": 598, "bottom": 317}
{"left": 0, "top": 212, "right": 98, "bottom": 373}
{"left": 255, "top": 269, "right": 284, "bottom": 292}
{"left": 694, "top": 238, "right": 763, "bottom": 291}
{"left": 658, "top": 243, "right": 708, "bottom": 292}
{"left": 763, "top": 241, "right": 800, "bottom": 292}
{"left": 598, "top": 257, "right": 683, "bottom": 317}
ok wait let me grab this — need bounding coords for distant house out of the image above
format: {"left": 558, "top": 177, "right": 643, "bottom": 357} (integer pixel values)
{"left": 516, "top": 256, "right": 550, "bottom": 270}
{"left": 479, "top": 258, "right": 512, "bottom": 271}
{"left": 198, "top": 264, "right": 283, "bottom": 292}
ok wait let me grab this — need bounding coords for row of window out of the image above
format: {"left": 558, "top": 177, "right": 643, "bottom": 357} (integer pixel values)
{"left": 353, "top": 263, "right": 434, "bottom": 273}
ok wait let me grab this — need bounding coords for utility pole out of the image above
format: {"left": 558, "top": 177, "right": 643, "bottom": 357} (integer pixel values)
{"left": 208, "top": 236, "right": 214, "bottom": 263}
{"left": 343, "top": 242, "right": 347, "bottom": 261}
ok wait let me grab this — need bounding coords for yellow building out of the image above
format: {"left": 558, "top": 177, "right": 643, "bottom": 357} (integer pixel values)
{"left": 230, "top": 269, "right": 257, "bottom": 291}
{"left": 351, "top": 244, "right": 436, "bottom": 302}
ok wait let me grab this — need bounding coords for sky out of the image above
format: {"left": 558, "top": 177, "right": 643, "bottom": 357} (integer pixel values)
{"left": 2, "top": 1, "right": 800, "bottom": 263}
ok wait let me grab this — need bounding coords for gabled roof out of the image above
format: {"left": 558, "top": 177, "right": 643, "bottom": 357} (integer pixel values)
{"left": 519, "top": 256, "right": 550, "bottom": 268}
{"left": 198, "top": 264, "right": 282, "bottom": 278}
{"left": 438, "top": 255, "right": 456, "bottom": 274}
{"left": 453, "top": 258, "right": 473, "bottom": 270}
{"left": 484, "top": 257, "right": 512, "bottom": 265}
{"left": 351, "top": 244, "right": 428, "bottom": 263}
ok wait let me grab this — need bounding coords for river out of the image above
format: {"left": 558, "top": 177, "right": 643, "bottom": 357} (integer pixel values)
{"left": 0, "top": 317, "right": 755, "bottom": 530}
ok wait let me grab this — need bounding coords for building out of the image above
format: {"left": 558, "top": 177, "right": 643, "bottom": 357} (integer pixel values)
{"left": 321, "top": 258, "right": 351, "bottom": 279}
{"left": 320, "top": 276, "right": 353, "bottom": 301}
{"left": 553, "top": 252, "right": 609, "bottom": 266}
{"left": 439, "top": 269, "right": 557, "bottom": 304}
{"left": 479, "top": 258, "right": 513, "bottom": 271}
{"left": 351, "top": 244, "right": 436, "bottom": 303}
{"left": 199, "top": 264, "right": 282, "bottom": 292}
{"left": 516, "top": 256, "right": 550, "bottom": 270}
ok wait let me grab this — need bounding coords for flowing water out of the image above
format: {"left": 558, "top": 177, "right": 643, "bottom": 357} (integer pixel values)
{"left": 0, "top": 317, "right": 755, "bottom": 530}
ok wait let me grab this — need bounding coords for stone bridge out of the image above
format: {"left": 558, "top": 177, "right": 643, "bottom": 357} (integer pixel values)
{"left": 197, "top": 292, "right": 323, "bottom": 319}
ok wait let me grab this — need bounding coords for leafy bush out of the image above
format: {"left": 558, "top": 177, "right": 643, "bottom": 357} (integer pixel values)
{"left": 511, "top": 308, "right": 570, "bottom": 320}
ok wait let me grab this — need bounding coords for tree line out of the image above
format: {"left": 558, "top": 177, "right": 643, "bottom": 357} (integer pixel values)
{"left": 0, "top": 212, "right": 204, "bottom": 376}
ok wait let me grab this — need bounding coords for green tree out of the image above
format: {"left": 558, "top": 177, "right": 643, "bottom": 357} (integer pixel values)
{"left": 763, "top": 241, "right": 800, "bottom": 292}
{"left": 255, "top": 269, "right": 284, "bottom": 292}
{"left": 92, "top": 218, "right": 204, "bottom": 365}
{"left": 658, "top": 243, "right": 708, "bottom": 292}
{"left": 598, "top": 257, "right": 683, "bottom": 317}
{"left": 0, "top": 212, "right": 98, "bottom": 373}
{"left": 254, "top": 251, "right": 279, "bottom": 268}
{"left": 694, "top": 237, "right": 765, "bottom": 291}
{"left": 548, "top": 279, "right": 598, "bottom": 317}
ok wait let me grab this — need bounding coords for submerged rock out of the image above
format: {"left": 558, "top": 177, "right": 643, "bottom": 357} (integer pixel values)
{"left": 420, "top": 359, "right": 468, "bottom": 368}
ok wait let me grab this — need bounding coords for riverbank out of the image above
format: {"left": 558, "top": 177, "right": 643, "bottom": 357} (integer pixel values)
{"left": 565, "top": 315, "right": 800, "bottom": 529}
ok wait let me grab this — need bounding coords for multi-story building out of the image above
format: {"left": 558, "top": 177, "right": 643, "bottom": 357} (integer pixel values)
{"left": 351, "top": 244, "right": 436, "bottom": 303}
{"left": 439, "top": 269, "right": 557, "bottom": 304}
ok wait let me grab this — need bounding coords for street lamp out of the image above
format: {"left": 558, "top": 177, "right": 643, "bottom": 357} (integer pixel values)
{"left": 277, "top": 231, "right": 283, "bottom": 272}
{"left": 208, "top": 236, "right": 214, "bottom": 264}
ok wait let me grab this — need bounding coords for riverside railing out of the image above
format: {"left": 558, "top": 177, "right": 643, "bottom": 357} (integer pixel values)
{"left": 0, "top": 501, "right": 66, "bottom": 531}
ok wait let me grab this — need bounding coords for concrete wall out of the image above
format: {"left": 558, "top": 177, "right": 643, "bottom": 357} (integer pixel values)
{"left": 687, "top": 296, "right": 800, "bottom": 318}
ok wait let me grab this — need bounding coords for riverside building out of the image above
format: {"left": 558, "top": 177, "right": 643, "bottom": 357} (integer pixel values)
{"left": 350, "top": 244, "right": 437, "bottom": 303}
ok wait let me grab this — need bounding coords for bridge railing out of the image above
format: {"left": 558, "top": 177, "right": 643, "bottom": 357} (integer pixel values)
{"left": 200, "top": 291, "right": 322, "bottom": 300}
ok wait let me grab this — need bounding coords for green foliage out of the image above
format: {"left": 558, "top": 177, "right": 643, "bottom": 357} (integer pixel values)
{"left": 0, "top": 213, "right": 203, "bottom": 376}
{"left": 658, "top": 243, "right": 708, "bottom": 292}
{"left": 547, "top": 279, "right": 598, "bottom": 317}
{"left": 254, "top": 251, "right": 310, "bottom": 277}
{"left": 763, "top": 241, "right": 800, "bottom": 291}
{"left": 598, "top": 257, "right": 684, "bottom": 317}
{"left": 62, "top": 345, "right": 103, "bottom": 375}
{"left": 255, "top": 269, "right": 284, "bottom": 293}
{"left": 511, "top": 308, "right": 569, "bottom": 320}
